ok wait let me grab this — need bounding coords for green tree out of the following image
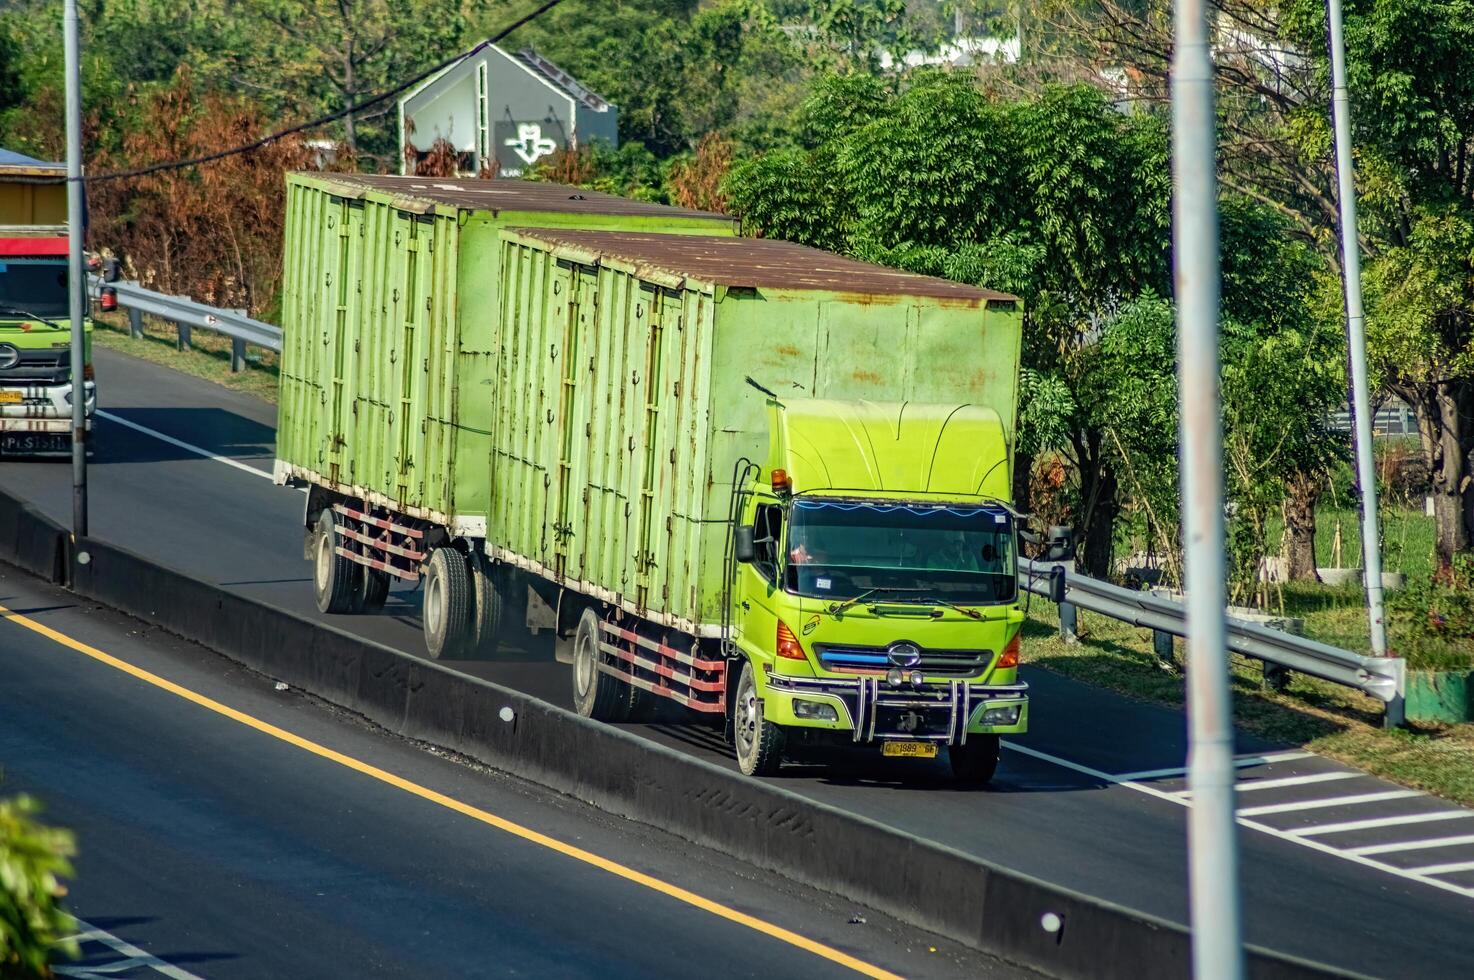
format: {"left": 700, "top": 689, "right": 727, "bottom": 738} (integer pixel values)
{"left": 1, "top": 794, "right": 77, "bottom": 979}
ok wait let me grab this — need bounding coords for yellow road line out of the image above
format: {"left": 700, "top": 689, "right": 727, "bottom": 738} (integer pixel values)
{"left": 0, "top": 602, "right": 902, "bottom": 980}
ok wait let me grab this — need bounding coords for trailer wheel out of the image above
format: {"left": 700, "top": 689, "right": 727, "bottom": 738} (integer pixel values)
{"left": 357, "top": 567, "right": 390, "bottom": 613}
{"left": 949, "top": 735, "right": 1000, "bottom": 786}
{"left": 423, "top": 547, "right": 474, "bottom": 659}
{"left": 571, "top": 608, "right": 630, "bottom": 722}
{"left": 313, "top": 509, "right": 360, "bottom": 614}
{"left": 469, "top": 553, "right": 502, "bottom": 657}
{"left": 734, "top": 661, "right": 785, "bottom": 777}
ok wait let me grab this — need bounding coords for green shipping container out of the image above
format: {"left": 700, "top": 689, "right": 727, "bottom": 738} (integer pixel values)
{"left": 275, "top": 173, "right": 739, "bottom": 532}
{"left": 486, "top": 229, "right": 1022, "bottom": 634}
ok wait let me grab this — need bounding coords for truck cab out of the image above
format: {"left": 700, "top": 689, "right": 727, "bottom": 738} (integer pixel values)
{"left": 729, "top": 399, "right": 1030, "bottom": 782}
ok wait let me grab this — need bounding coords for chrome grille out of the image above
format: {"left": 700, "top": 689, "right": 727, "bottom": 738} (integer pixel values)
{"left": 814, "top": 643, "right": 993, "bottom": 677}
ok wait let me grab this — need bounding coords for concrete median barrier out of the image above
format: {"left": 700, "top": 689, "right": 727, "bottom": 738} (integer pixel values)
{"left": 0, "top": 488, "right": 1337, "bottom": 978}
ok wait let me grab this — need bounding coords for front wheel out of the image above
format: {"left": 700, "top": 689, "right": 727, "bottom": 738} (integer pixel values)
{"left": 734, "top": 661, "right": 785, "bottom": 777}
{"left": 949, "top": 735, "right": 1000, "bottom": 786}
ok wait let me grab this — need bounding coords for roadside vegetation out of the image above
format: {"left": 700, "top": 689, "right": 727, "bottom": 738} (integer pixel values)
{"left": 92, "top": 312, "right": 280, "bottom": 405}
{"left": 0, "top": 792, "right": 76, "bottom": 978}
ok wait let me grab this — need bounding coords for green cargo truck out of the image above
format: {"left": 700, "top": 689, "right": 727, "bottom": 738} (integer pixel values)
{"left": 0, "top": 150, "right": 95, "bottom": 456}
{"left": 276, "top": 174, "right": 1070, "bottom": 781}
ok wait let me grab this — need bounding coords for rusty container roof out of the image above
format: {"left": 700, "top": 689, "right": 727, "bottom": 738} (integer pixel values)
{"left": 295, "top": 173, "right": 730, "bottom": 221}
{"left": 509, "top": 230, "right": 1017, "bottom": 301}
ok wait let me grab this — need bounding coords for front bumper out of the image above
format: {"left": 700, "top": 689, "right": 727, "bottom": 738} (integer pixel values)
{"left": 0, "top": 381, "right": 95, "bottom": 428}
{"left": 762, "top": 670, "right": 1028, "bottom": 743}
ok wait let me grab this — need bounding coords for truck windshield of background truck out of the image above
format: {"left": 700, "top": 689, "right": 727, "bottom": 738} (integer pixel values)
{"left": 784, "top": 499, "right": 1017, "bottom": 604}
{"left": 0, "top": 259, "right": 68, "bottom": 319}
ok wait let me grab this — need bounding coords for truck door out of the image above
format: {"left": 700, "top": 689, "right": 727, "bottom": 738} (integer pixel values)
{"left": 733, "top": 499, "right": 783, "bottom": 663}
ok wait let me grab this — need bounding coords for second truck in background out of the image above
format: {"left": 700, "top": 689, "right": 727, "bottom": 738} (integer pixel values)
{"left": 275, "top": 173, "right": 1068, "bottom": 780}
{"left": 0, "top": 149, "right": 95, "bottom": 456}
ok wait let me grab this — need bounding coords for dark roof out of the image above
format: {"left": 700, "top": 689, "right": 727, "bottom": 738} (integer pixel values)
{"left": 514, "top": 48, "right": 611, "bottom": 111}
{"left": 301, "top": 173, "right": 730, "bottom": 221}
{"left": 510, "top": 231, "right": 1018, "bottom": 301}
{"left": 0, "top": 148, "right": 63, "bottom": 170}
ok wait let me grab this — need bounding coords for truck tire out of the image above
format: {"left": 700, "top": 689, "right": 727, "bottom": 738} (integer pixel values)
{"left": 734, "top": 661, "right": 785, "bottom": 777}
{"left": 423, "top": 546, "right": 474, "bottom": 659}
{"left": 469, "top": 552, "right": 501, "bottom": 658}
{"left": 949, "top": 735, "right": 1001, "bottom": 786}
{"left": 313, "top": 509, "right": 360, "bottom": 614}
{"left": 571, "top": 608, "right": 630, "bottom": 722}
{"left": 357, "top": 567, "right": 390, "bottom": 613}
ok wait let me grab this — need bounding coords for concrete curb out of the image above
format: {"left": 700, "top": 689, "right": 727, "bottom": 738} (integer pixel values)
{"left": 1, "top": 488, "right": 1339, "bottom": 978}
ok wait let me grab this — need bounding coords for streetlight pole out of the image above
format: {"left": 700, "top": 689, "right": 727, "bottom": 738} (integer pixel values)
{"left": 1326, "top": 0, "right": 1391, "bottom": 680}
{"left": 63, "top": 0, "right": 87, "bottom": 537}
{"left": 1171, "top": 0, "right": 1244, "bottom": 975}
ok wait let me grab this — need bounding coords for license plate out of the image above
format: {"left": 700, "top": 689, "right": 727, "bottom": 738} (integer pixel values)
{"left": 0, "top": 391, "right": 22, "bottom": 403}
{"left": 881, "top": 741, "right": 938, "bottom": 759}
{"left": 0, "top": 433, "right": 69, "bottom": 454}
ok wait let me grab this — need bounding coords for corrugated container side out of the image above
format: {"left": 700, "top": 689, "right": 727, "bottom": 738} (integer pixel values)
{"left": 490, "top": 231, "right": 1020, "bottom": 631}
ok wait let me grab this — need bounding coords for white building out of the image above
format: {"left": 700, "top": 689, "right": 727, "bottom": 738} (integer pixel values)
{"left": 398, "top": 45, "right": 618, "bottom": 176}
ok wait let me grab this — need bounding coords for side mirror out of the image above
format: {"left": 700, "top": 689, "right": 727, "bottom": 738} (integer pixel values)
{"left": 1018, "top": 529, "right": 1041, "bottom": 547}
{"left": 734, "top": 525, "right": 756, "bottom": 564}
{"left": 1049, "top": 564, "right": 1068, "bottom": 605}
{"left": 1043, "top": 525, "right": 1075, "bottom": 563}
{"left": 102, "top": 257, "right": 122, "bottom": 283}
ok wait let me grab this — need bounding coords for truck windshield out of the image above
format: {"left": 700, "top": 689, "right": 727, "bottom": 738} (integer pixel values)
{"left": 0, "top": 260, "right": 68, "bottom": 319}
{"left": 784, "top": 498, "right": 1016, "bottom": 604}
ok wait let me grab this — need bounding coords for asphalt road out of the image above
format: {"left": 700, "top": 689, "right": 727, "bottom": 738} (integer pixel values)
{"left": 1, "top": 347, "right": 1470, "bottom": 977}
{"left": 0, "top": 565, "right": 1018, "bottom": 979}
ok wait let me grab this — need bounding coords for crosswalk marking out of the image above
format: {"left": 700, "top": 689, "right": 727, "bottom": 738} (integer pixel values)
{"left": 1236, "top": 789, "right": 1423, "bottom": 818}
{"left": 1346, "top": 834, "right": 1474, "bottom": 857}
{"left": 1234, "top": 771, "right": 1362, "bottom": 793}
{"left": 1290, "top": 811, "right": 1474, "bottom": 837}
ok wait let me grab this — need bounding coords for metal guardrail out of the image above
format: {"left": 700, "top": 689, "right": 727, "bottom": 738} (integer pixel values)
{"left": 89, "top": 277, "right": 282, "bottom": 370}
{"left": 1019, "top": 558, "right": 1406, "bottom": 723}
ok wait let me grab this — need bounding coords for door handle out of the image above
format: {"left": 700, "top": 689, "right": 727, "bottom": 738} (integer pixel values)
{"left": 740, "top": 601, "right": 751, "bottom": 611}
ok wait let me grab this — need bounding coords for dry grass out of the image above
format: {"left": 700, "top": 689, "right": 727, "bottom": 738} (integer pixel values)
{"left": 93, "top": 311, "right": 279, "bottom": 404}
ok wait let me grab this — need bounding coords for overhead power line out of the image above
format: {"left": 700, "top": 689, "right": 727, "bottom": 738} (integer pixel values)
{"left": 73, "top": 0, "right": 567, "bottom": 185}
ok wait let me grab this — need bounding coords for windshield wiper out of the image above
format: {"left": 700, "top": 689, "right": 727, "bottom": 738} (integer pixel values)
{"left": 863, "top": 586, "right": 986, "bottom": 620}
{"left": 826, "top": 588, "right": 879, "bottom": 617}
{"left": 911, "top": 595, "right": 984, "bottom": 621}
{"left": 0, "top": 305, "right": 61, "bottom": 329}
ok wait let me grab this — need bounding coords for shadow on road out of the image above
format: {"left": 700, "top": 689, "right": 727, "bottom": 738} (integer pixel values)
{"left": 92, "top": 407, "right": 275, "bottom": 465}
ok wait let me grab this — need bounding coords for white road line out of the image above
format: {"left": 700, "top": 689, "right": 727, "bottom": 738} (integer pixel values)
{"left": 1235, "top": 771, "right": 1363, "bottom": 793}
{"left": 1347, "top": 834, "right": 1474, "bottom": 856}
{"left": 1236, "top": 789, "right": 1424, "bottom": 817}
{"left": 98, "top": 409, "right": 273, "bottom": 482}
{"left": 1002, "top": 740, "right": 1474, "bottom": 901}
{"left": 57, "top": 918, "right": 206, "bottom": 979}
{"left": 1408, "top": 859, "right": 1474, "bottom": 876}
{"left": 1289, "top": 811, "right": 1474, "bottom": 837}
{"left": 1115, "top": 750, "right": 1316, "bottom": 783}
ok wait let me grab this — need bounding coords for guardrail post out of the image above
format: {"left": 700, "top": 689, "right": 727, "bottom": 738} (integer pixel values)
{"left": 1058, "top": 595, "right": 1077, "bottom": 643}
{"left": 1152, "top": 629, "right": 1175, "bottom": 667}
{"left": 177, "top": 319, "right": 191, "bottom": 352}
{"left": 127, "top": 306, "right": 143, "bottom": 340}
{"left": 231, "top": 337, "right": 247, "bottom": 373}
{"left": 1383, "top": 658, "right": 1406, "bottom": 729}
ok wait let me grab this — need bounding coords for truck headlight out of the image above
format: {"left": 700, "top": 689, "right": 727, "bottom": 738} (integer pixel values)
{"left": 793, "top": 699, "right": 838, "bottom": 722}
{"left": 981, "top": 705, "right": 1021, "bottom": 726}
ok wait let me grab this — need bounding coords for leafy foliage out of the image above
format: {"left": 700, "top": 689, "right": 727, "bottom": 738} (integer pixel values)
{"left": 1, "top": 793, "right": 77, "bottom": 979}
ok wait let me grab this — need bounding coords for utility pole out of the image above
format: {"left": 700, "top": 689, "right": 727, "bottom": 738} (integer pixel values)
{"left": 1171, "top": 0, "right": 1244, "bottom": 975}
{"left": 1326, "top": 0, "right": 1392, "bottom": 690}
{"left": 64, "top": 0, "right": 87, "bottom": 537}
